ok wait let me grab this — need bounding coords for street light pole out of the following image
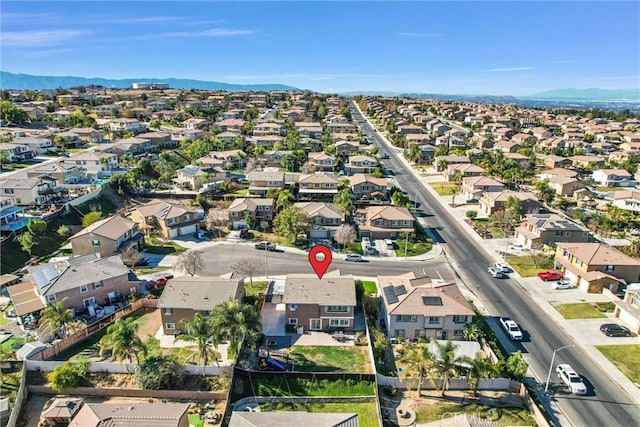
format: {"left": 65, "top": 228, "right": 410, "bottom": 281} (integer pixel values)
{"left": 544, "top": 344, "right": 576, "bottom": 393}
{"left": 265, "top": 244, "right": 268, "bottom": 279}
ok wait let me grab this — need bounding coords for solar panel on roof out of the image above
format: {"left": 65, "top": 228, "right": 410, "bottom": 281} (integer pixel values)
{"left": 383, "top": 285, "right": 398, "bottom": 304}
{"left": 394, "top": 285, "right": 407, "bottom": 296}
{"left": 423, "top": 296, "right": 443, "bottom": 306}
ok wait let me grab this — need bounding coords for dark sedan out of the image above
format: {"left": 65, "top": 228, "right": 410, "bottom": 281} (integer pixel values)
{"left": 599, "top": 323, "right": 631, "bottom": 337}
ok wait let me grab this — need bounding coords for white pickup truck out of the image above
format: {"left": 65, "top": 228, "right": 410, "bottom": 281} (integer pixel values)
{"left": 499, "top": 317, "right": 523, "bottom": 341}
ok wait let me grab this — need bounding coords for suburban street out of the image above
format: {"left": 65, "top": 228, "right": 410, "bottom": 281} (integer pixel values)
{"left": 350, "top": 102, "right": 639, "bottom": 427}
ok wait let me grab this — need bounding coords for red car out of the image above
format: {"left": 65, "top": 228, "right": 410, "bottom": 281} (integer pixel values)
{"left": 537, "top": 270, "right": 564, "bottom": 281}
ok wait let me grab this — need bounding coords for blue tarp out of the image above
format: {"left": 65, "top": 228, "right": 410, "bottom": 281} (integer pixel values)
{"left": 266, "top": 357, "right": 285, "bottom": 371}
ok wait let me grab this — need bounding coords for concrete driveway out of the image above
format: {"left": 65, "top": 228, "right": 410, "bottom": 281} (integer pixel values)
{"left": 261, "top": 302, "right": 286, "bottom": 336}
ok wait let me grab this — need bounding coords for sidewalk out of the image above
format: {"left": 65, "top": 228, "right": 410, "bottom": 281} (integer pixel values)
{"left": 359, "top": 107, "right": 640, "bottom": 405}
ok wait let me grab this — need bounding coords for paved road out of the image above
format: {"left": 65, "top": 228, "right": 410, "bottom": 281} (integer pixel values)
{"left": 350, "top": 102, "right": 639, "bottom": 427}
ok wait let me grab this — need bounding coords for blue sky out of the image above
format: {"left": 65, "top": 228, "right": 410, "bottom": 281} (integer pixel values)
{"left": 2, "top": 1, "right": 639, "bottom": 95}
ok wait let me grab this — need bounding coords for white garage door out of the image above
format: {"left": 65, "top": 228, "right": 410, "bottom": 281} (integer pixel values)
{"left": 233, "top": 221, "right": 248, "bottom": 230}
{"left": 309, "top": 229, "right": 328, "bottom": 239}
{"left": 179, "top": 224, "right": 197, "bottom": 236}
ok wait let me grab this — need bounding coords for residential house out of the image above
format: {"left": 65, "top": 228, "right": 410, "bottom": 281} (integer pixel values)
{"left": 434, "top": 155, "right": 470, "bottom": 171}
{"left": 0, "top": 196, "right": 29, "bottom": 232}
{"left": 12, "top": 137, "right": 54, "bottom": 155}
{"left": 515, "top": 214, "right": 590, "bottom": 249}
{"left": 503, "top": 152, "right": 531, "bottom": 168}
{"left": 444, "top": 163, "right": 484, "bottom": 182}
{"left": 229, "top": 411, "right": 359, "bottom": 427}
{"left": 493, "top": 140, "right": 521, "bottom": 153}
{"left": 214, "top": 119, "right": 246, "bottom": 133}
{"left": 555, "top": 242, "right": 640, "bottom": 293}
{"left": 264, "top": 150, "right": 292, "bottom": 168}
{"left": 158, "top": 277, "right": 244, "bottom": 335}
{"left": 171, "top": 128, "right": 203, "bottom": 142}
{"left": 295, "top": 122, "right": 323, "bottom": 139}
{"left": 173, "top": 165, "right": 214, "bottom": 191}
{"left": 397, "top": 124, "right": 424, "bottom": 135}
{"left": 537, "top": 168, "right": 578, "bottom": 181}
{"left": 461, "top": 176, "right": 505, "bottom": 202}
{"left": 511, "top": 132, "right": 537, "bottom": 145}
{"left": 611, "top": 189, "right": 640, "bottom": 212}
{"left": 108, "top": 118, "right": 146, "bottom": 134}
{"left": 130, "top": 200, "right": 199, "bottom": 239}
{"left": 136, "top": 131, "right": 171, "bottom": 145}
{"left": 42, "top": 398, "right": 83, "bottom": 425}
{"left": 93, "top": 138, "right": 150, "bottom": 158}
{"left": 480, "top": 190, "right": 541, "bottom": 216}
{"left": 543, "top": 155, "right": 572, "bottom": 169}
{"left": 295, "top": 202, "right": 343, "bottom": 239}
{"left": 406, "top": 133, "right": 434, "bottom": 148}
{"left": 67, "top": 128, "right": 104, "bottom": 144}
{"left": 249, "top": 135, "right": 285, "bottom": 148}
{"left": 228, "top": 197, "right": 274, "bottom": 229}
{"left": 612, "top": 283, "right": 640, "bottom": 334}
{"left": 349, "top": 174, "right": 388, "bottom": 201}
{"left": 69, "top": 215, "right": 143, "bottom": 258}
{"left": 253, "top": 122, "right": 283, "bottom": 136}
{"left": 359, "top": 205, "right": 414, "bottom": 239}
{"left": 308, "top": 152, "right": 337, "bottom": 172}
{"left": 570, "top": 155, "right": 605, "bottom": 169}
{"left": 335, "top": 140, "right": 360, "bottom": 156}
{"left": 529, "top": 127, "right": 552, "bottom": 139}
{"left": 0, "top": 176, "right": 63, "bottom": 206}
{"left": 297, "top": 173, "right": 340, "bottom": 201}
{"left": 283, "top": 274, "right": 356, "bottom": 331}
{"left": 327, "top": 122, "right": 357, "bottom": 134}
{"left": 26, "top": 162, "right": 84, "bottom": 184}
{"left": 592, "top": 169, "right": 635, "bottom": 187}
{"left": 378, "top": 272, "right": 474, "bottom": 340}
{"left": 417, "top": 144, "right": 437, "bottom": 163}
{"left": 247, "top": 171, "right": 285, "bottom": 196}
{"left": 216, "top": 131, "right": 241, "bottom": 146}
{"left": 60, "top": 151, "right": 118, "bottom": 179}
{"left": 198, "top": 149, "right": 246, "bottom": 170}
{"left": 545, "top": 175, "right": 586, "bottom": 197}
{"left": 471, "top": 135, "right": 494, "bottom": 149}
{"left": 0, "top": 143, "right": 34, "bottom": 162}
{"left": 182, "top": 117, "right": 210, "bottom": 130}
{"left": 69, "top": 403, "right": 190, "bottom": 427}
{"left": 345, "top": 155, "right": 377, "bottom": 175}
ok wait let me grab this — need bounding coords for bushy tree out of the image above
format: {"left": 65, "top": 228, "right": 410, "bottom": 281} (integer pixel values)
{"left": 135, "top": 355, "right": 182, "bottom": 390}
{"left": 56, "top": 225, "right": 71, "bottom": 238}
{"left": 82, "top": 211, "right": 102, "bottom": 228}
{"left": 49, "top": 357, "right": 89, "bottom": 392}
{"left": 17, "top": 232, "right": 34, "bottom": 254}
{"left": 211, "top": 299, "right": 262, "bottom": 359}
{"left": 466, "top": 210, "right": 478, "bottom": 220}
{"left": 502, "top": 350, "right": 528, "bottom": 381}
{"left": 27, "top": 219, "right": 47, "bottom": 238}
{"left": 273, "top": 205, "right": 309, "bottom": 241}
{"left": 334, "top": 224, "right": 357, "bottom": 252}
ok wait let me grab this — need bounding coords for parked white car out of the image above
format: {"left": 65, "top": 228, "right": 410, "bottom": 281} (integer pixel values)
{"left": 499, "top": 317, "right": 523, "bottom": 340}
{"left": 494, "top": 262, "right": 510, "bottom": 273}
{"left": 554, "top": 279, "right": 575, "bottom": 290}
{"left": 556, "top": 364, "right": 587, "bottom": 395}
{"left": 344, "top": 253, "right": 363, "bottom": 262}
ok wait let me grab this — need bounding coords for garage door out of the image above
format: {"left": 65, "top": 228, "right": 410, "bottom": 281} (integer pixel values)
{"left": 309, "top": 229, "right": 328, "bottom": 239}
{"left": 233, "top": 221, "right": 248, "bottom": 230}
{"left": 179, "top": 224, "right": 197, "bottom": 236}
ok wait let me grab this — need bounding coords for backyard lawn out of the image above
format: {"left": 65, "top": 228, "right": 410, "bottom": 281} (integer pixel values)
{"left": 596, "top": 345, "right": 640, "bottom": 384}
{"left": 245, "top": 280, "right": 270, "bottom": 297}
{"left": 284, "top": 346, "right": 367, "bottom": 373}
{"left": 414, "top": 402, "right": 535, "bottom": 426}
{"left": 76, "top": 194, "right": 119, "bottom": 216}
{"left": 429, "top": 182, "right": 460, "bottom": 196}
{"left": 553, "top": 303, "right": 607, "bottom": 319}
{"left": 356, "top": 280, "right": 378, "bottom": 295}
{"left": 394, "top": 239, "right": 433, "bottom": 257}
{"left": 505, "top": 255, "right": 551, "bottom": 277}
{"left": 260, "top": 402, "right": 379, "bottom": 427}
{"left": 144, "top": 237, "right": 187, "bottom": 255}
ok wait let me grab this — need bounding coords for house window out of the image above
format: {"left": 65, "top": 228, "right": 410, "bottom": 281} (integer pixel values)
{"left": 164, "top": 308, "right": 173, "bottom": 315}
{"left": 289, "top": 304, "right": 298, "bottom": 311}
{"left": 288, "top": 318, "right": 298, "bottom": 325}
{"left": 563, "top": 249, "right": 571, "bottom": 259}
{"left": 80, "top": 285, "right": 88, "bottom": 293}
{"left": 453, "top": 315, "right": 467, "bottom": 323}
{"left": 396, "top": 315, "right": 418, "bottom": 323}
{"left": 3, "top": 188, "right": 13, "bottom": 194}
{"left": 92, "top": 239, "right": 101, "bottom": 246}
{"left": 329, "top": 319, "right": 349, "bottom": 327}
{"left": 606, "top": 265, "right": 615, "bottom": 272}
{"left": 47, "top": 294, "right": 56, "bottom": 302}
{"left": 394, "top": 329, "right": 406, "bottom": 338}
{"left": 94, "top": 282, "right": 102, "bottom": 289}
{"left": 165, "top": 323, "right": 176, "bottom": 330}
{"left": 428, "top": 316, "right": 440, "bottom": 324}
{"left": 325, "top": 305, "right": 349, "bottom": 313}
{"left": 575, "top": 258, "right": 583, "bottom": 267}
{"left": 556, "top": 231, "right": 563, "bottom": 236}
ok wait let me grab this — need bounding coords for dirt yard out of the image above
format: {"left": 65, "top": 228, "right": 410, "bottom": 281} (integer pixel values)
{"left": 135, "top": 308, "right": 161, "bottom": 341}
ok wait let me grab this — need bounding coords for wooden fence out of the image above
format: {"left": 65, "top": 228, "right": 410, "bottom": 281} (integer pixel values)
{"left": 27, "top": 386, "right": 225, "bottom": 402}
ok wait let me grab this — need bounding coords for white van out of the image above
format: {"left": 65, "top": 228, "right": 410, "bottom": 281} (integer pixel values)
{"left": 384, "top": 239, "right": 394, "bottom": 250}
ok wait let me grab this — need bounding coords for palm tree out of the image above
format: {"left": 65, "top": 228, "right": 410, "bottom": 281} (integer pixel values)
{"left": 99, "top": 317, "right": 147, "bottom": 364}
{"left": 462, "top": 323, "right": 483, "bottom": 342}
{"left": 38, "top": 298, "right": 74, "bottom": 338}
{"left": 432, "top": 340, "right": 464, "bottom": 396}
{"left": 176, "top": 313, "right": 219, "bottom": 376}
{"left": 211, "top": 299, "right": 262, "bottom": 360}
{"left": 461, "top": 353, "right": 495, "bottom": 396}
{"left": 399, "top": 344, "right": 437, "bottom": 397}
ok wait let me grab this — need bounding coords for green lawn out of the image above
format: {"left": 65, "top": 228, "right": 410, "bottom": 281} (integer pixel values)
{"left": 0, "top": 337, "right": 25, "bottom": 356}
{"left": 429, "top": 182, "right": 460, "bottom": 196}
{"left": 505, "top": 255, "right": 547, "bottom": 277}
{"left": 260, "top": 402, "right": 379, "bottom": 427}
{"left": 553, "top": 303, "right": 607, "bottom": 319}
{"left": 144, "top": 238, "right": 187, "bottom": 255}
{"left": 596, "top": 345, "right": 640, "bottom": 385}
{"left": 356, "top": 280, "right": 378, "bottom": 295}
{"left": 285, "top": 346, "right": 366, "bottom": 372}
{"left": 76, "top": 194, "right": 118, "bottom": 216}
{"left": 488, "top": 227, "right": 505, "bottom": 239}
{"left": 415, "top": 402, "right": 535, "bottom": 426}
{"left": 394, "top": 239, "right": 433, "bottom": 257}
{"left": 188, "top": 414, "right": 204, "bottom": 427}
{"left": 346, "top": 242, "right": 363, "bottom": 255}
{"left": 247, "top": 377, "right": 375, "bottom": 398}
{"left": 595, "top": 187, "right": 627, "bottom": 192}
{"left": 245, "top": 280, "right": 270, "bottom": 297}
{"left": 0, "top": 307, "right": 13, "bottom": 326}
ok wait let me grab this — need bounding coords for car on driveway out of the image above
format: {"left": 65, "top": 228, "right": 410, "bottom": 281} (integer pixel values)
{"left": 194, "top": 230, "right": 206, "bottom": 240}
{"left": 344, "top": 253, "right": 363, "bottom": 262}
{"left": 537, "top": 270, "right": 564, "bottom": 281}
{"left": 554, "top": 279, "right": 575, "bottom": 290}
{"left": 488, "top": 266, "right": 506, "bottom": 278}
{"left": 254, "top": 241, "right": 276, "bottom": 251}
{"left": 599, "top": 323, "right": 631, "bottom": 337}
{"left": 556, "top": 364, "right": 587, "bottom": 395}
{"left": 499, "top": 317, "right": 523, "bottom": 340}
{"left": 494, "top": 262, "right": 510, "bottom": 273}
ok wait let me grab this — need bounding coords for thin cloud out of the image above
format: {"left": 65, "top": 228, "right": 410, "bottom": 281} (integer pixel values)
{"left": 166, "top": 28, "right": 260, "bottom": 37}
{"left": 110, "top": 16, "right": 189, "bottom": 24}
{"left": 397, "top": 32, "right": 444, "bottom": 38}
{"left": 15, "top": 48, "right": 72, "bottom": 58}
{"left": 545, "top": 60, "right": 575, "bottom": 64}
{"left": 482, "top": 67, "right": 534, "bottom": 72}
{"left": 2, "top": 29, "right": 90, "bottom": 47}
{"left": 225, "top": 73, "right": 387, "bottom": 81}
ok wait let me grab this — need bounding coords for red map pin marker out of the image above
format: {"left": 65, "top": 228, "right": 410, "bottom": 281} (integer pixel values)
{"left": 308, "top": 245, "right": 333, "bottom": 279}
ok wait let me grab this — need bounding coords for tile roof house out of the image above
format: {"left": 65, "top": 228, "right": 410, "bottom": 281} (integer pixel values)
{"left": 25, "top": 162, "right": 84, "bottom": 184}
{"left": 69, "top": 215, "right": 143, "bottom": 258}
{"left": 228, "top": 197, "right": 274, "bottom": 228}
{"left": 359, "top": 205, "right": 414, "bottom": 239}
{"left": 264, "top": 150, "right": 292, "bottom": 168}
{"left": 0, "top": 176, "right": 63, "bottom": 206}
{"left": 461, "top": 176, "right": 505, "bottom": 202}
{"left": 197, "top": 149, "right": 247, "bottom": 170}
{"left": 294, "top": 202, "right": 343, "bottom": 239}
{"left": 514, "top": 213, "right": 591, "bottom": 249}
{"left": 69, "top": 402, "right": 190, "bottom": 427}
{"left": 308, "top": 152, "right": 337, "bottom": 172}
{"left": 543, "top": 154, "right": 572, "bottom": 169}
{"left": 0, "top": 142, "right": 34, "bottom": 162}
{"left": 592, "top": 169, "right": 635, "bottom": 187}
{"left": 612, "top": 283, "right": 640, "bottom": 334}
{"left": 348, "top": 174, "right": 388, "bottom": 201}
{"left": 335, "top": 140, "right": 361, "bottom": 156}
{"left": 297, "top": 173, "right": 341, "bottom": 201}
{"left": 611, "top": 189, "right": 640, "bottom": 212}
{"left": 130, "top": 200, "right": 199, "bottom": 239}
{"left": 59, "top": 151, "right": 118, "bottom": 179}
{"left": 345, "top": 155, "right": 378, "bottom": 175}
{"left": 479, "top": 190, "right": 541, "bottom": 216}
{"left": 378, "top": 272, "right": 474, "bottom": 340}
{"left": 283, "top": 274, "right": 356, "bottom": 331}
{"left": 555, "top": 243, "right": 640, "bottom": 293}
{"left": 158, "top": 276, "right": 244, "bottom": 335}
{"left": 247, "top": 171, "right": 286, "bottom": 196}
{"left": 444, "top": 163, "right": 484, "bottom": 182}
{"left": 173, "top": 165, "right": 223, "bottom": 191}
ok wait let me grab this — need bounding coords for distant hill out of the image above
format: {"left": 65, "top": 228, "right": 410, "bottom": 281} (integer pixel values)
{"left": 0, "top": 71, "right": 298, "bottom": 92}
{"left": 524, "top": 88, "right": 640, "bottom": 101}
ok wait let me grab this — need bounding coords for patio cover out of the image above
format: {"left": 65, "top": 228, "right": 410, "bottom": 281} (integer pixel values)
{"left": 7, "top": 282, "right": 44, "bottom": 316}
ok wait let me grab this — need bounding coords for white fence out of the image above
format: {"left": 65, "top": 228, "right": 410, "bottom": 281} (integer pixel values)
{"left": 67, "top": 186, "right": 103, "bottom": 207}
{"left": 376, "top": 373, "right": 516, "bottom": 391}
{"left": 25, "top": 360, "right": 232, "bottom": 376}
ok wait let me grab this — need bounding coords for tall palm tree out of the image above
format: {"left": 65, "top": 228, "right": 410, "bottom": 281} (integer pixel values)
{"left": 211, "top": 299, "right": 262, "bottom": 360}
{"left": 462, "top": 323, "right": 483, "bottom": 342}
{"left": 176, "top": 313, "right": 219, "bottom": 376}
{"left": 432, "top": 340, "right": 464, "bottom": 396}
{"left": 38, "top": 298, "right": 74, "bottom": 338}
{"left": 99, "top": 317, "right": 147, "bottom": 364}
{"left": 399, "top": 344, "right": 437, "bottom": 397}
{"left": 461, "top": 353, "right": 495, "bottom": 396}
